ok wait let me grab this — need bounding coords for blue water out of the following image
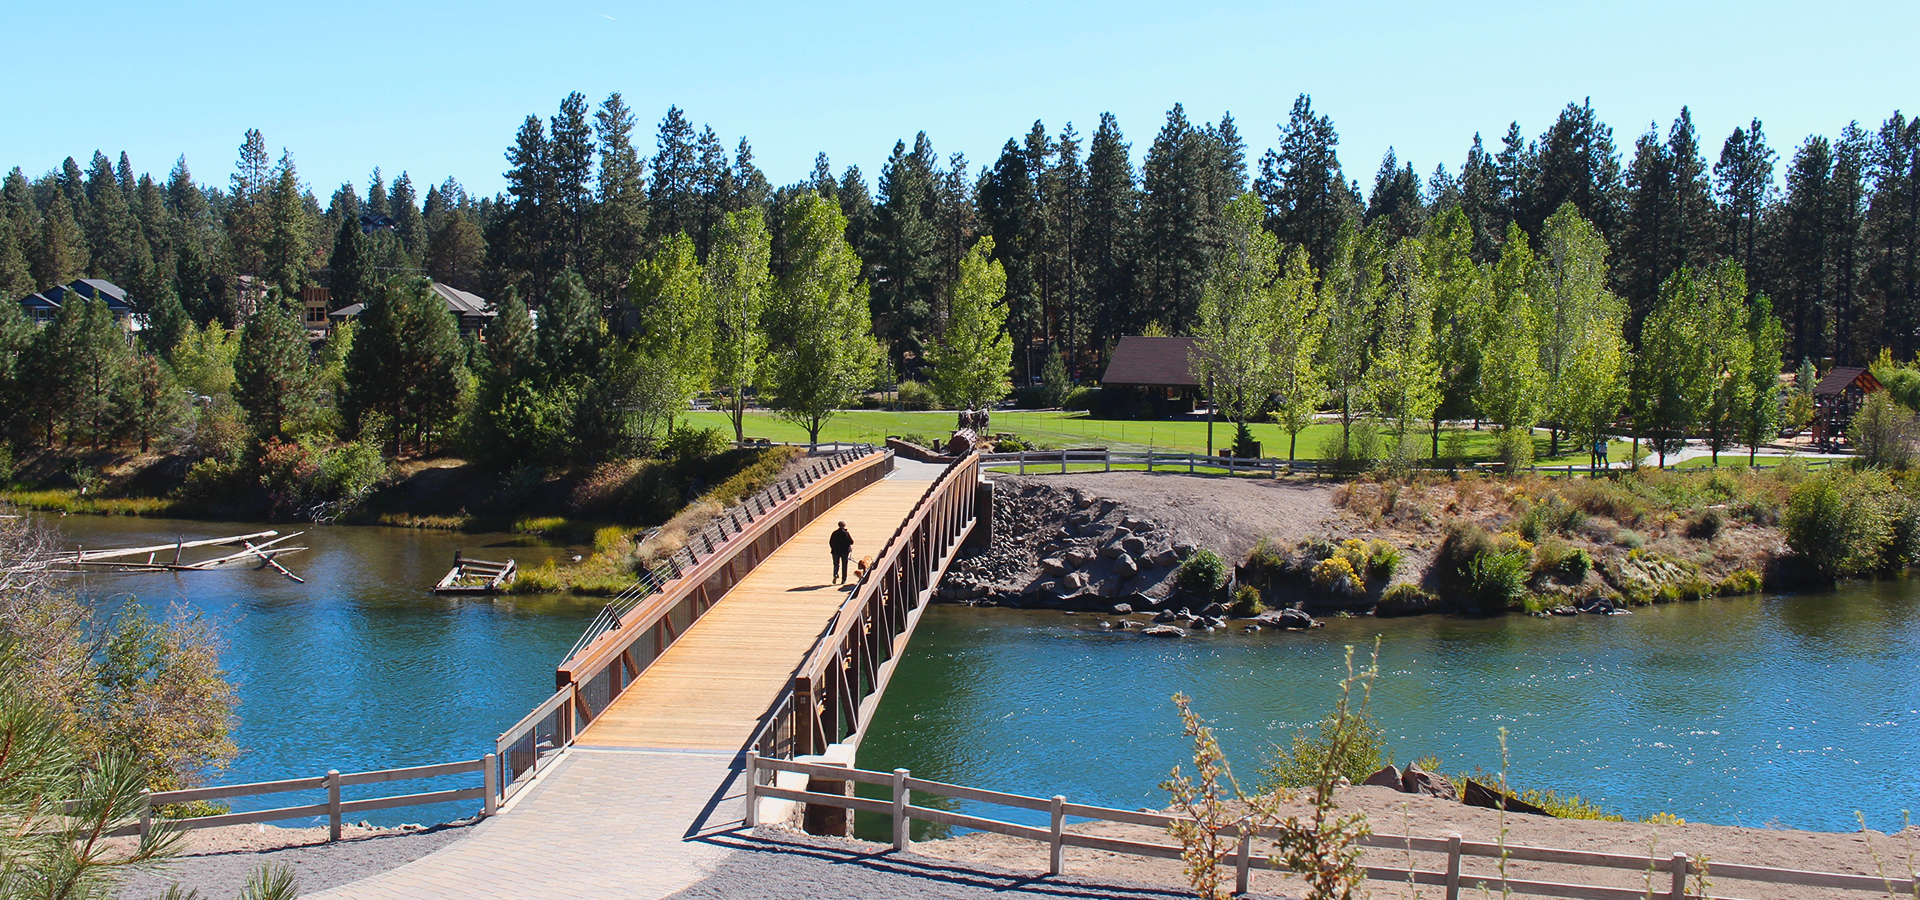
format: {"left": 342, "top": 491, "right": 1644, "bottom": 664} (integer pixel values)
{"left": 859, "top": 590, "right": 1920, "bottom": 835}
{"left": 55, "top": 515, "right": 599, "bottom": 826}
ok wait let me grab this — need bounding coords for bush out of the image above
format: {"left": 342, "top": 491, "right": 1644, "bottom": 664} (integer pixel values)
{"left": 312, "top": 440, "right": 386, "bottom": 506}
{"left": 1230, "top": 422, "right": 1260, "bottom": 458}
{"left": 1376, "top": 582, "right": 1437, "bottom": 616}
{"left": 1716, "top": 568, "right": 1764, "bottom": 595}
{"left": 1318, "top": 421, "right": 1379, "bottom": 473}
{"left": 1467, "top": 547, "right": 1530, "bottom": 610}
{"left": 895, "top": 380, "right": 936, "bottom": 411}
{"left": 1533, "top": 539, "right": 1591, "bottom": 582}
{"left": 1615, "top": 528, "right": 1645, "bottom": 549}
{"left": 1229, "top": 584, "right": 1265, "bottom": 617}
{"left": 1311, "top": 556, "right": 1365, "bottom": 596}
{"left": 1851, "top": 391, "right": 1920, "bottom": 469}
{"left": 662, "top": 426, "right": 730, "bottom": 464}
{"left": 1365, "top": 539, "right": 1402, "bottom": 582}
{"left": 1516, "top": 495, "right": 1587, "bottom": 541}
{"left": 1259, "top": 706, "right": 1389, "bottom": 790}
{"left": 993, "top": 437, "right": 1029, "bottom": 453}
{"left": 1175, "top": 548, "right": 1226, "bottom": 596}
{"left": 1685, "top": 507, "right": 1725, "bottom": 539}
{"left": 1062, "top": 386, "right": 1099, "bottom": 411}
{"left": 0, "top": 445, "right": 13, "bottom": 486}
{"left": 1495, "top": 427, "right": 1534, "bottom": 473}
{"left": 1783, "top": 471, "right": 1901, "bottom": 578}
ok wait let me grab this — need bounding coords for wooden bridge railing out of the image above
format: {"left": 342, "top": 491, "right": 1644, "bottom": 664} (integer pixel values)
{"left": 753, "top": 453, "right": 981, "bottom": 762}
{"left": 491, "top": 444, "right": 894, "bottom": 803}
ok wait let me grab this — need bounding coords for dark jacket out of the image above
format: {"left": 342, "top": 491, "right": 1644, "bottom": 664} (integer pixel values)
{"left": 829, "top": 526, "right": 853, "bottom": 557}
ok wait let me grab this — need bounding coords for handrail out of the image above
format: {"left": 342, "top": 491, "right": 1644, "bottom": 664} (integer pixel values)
{"left": 82, "top": 756, "right": 497, "bottom": 842}
{"left": 745, "top": 752, "right": 1915, "bottom": 899}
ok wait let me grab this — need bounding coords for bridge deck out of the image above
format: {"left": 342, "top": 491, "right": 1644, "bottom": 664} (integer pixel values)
{"left": 575, "top": 471, "right": 933, "bottom": 752}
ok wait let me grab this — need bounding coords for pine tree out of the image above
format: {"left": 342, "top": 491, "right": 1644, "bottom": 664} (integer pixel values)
{"left": 1047, "top": 124, "right": 1089, "bottom": 374}
{"left": 30, "top": 298, "right": 135, "bottom": 447}
{"left": 980, "top": 138, "right": 1039, "bottom": 374}
{"left": 0, "top": 213, "right": 32, "bottom": 298}
{"left": 1866, "top": 113, "right": 1920, "bottom": 359}
{"left": 0, "top": 292, "right": 33, "bottom": 441}
{"left": 767, "top": 194, "right": 878, "bottom": 445}
{"left": 497, "top": 114, "right": 554, "bottom": 297}
{"left": 628, "top": 233, "right": 713, "bottom": 428}
{"left": 1080, "top": 113, "right": 1138, "bottom": 361}
{"left": 548, "top": 93, "right": 594, "bottom": 268}
{"left": 1138, "top": 104, "right": 1221, "bottom": 335}
{"left": 1525, "top": 99, "right": 1624, "bottom": 242}
{"left": 928, "top": 236, "right": 1013, "bottom": 409}
{"left": 1455, "top": 134, "right": 1506, "bottom": 262}
{"left": 1713, "top": 119, "right": 1776, "bottom": 284}
{"left": 869, "top": 138, "right": 939, "bottom": 375}
{"left": 262, "top": 152, "right": 311, "bottom": 296}
{"left": 342, "top": 277, "right": 469, "bottom": 452}
{"left": 537, "top": 270, "right": 605, "bottom": 387}
{"left": 233, "top": 290, "right": 314, "bottom": 438}
{"left": 142, "top": 286, "right": 189, "bottom": 358}
{"left": 1618, "top": 109, "right": 1714, "bottom": 335}
{"left": 1776, "top": 137, "right": 1835, "bottom": 363}
{"left": 84, "top": 151, "right": 145, "bottom": 290}
{"left": 648, "top": 106, "right": 701, "bottom": 245}
{"left": 389, "top": 172, "right": 426, "bottom": 264}
{"left": 585, "top": 92, "right": 648, "bottom": 301}
{"left": 425, "top": 211, "right": 487, "bottom": 291}
{"left": 1365, "top": 149, "right": 1425, "bottom": 240}
{"left": 33, "top": 193, "right": 88, "bottom": 288}
{"left": 226, "top": 129, "right": 273, "bottom": 278}
{"left": 708, "top": 207, "right": 772, "bottom": 443}
{"left": 329, "top": 212, "right": 374, "bottom": 305}
{"left": 1827, "top": 124, "right": 1871, "bottom": 359}
{"left": 1256, "top": 94, "right": 1359, "bottom": 272}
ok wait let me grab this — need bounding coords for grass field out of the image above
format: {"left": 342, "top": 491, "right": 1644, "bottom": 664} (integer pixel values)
{"left": 679, "top": 409, "right": 1631, "bottom": 466}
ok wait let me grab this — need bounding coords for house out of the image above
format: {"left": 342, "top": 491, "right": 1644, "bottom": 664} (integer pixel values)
{"left": 16, "top": 279, "right": 136, "bottom": 331}
{"left": 328, "top": 281, "right": 496, "bottom": 338}
{"left": 1809, "top": 365, "right": 1883, "bottom": 448}
{"left": 1099, "top": 335, "right": 1204, "bottom": 416}
{"left": 299, "top": 286, "right": 332, "bottom": 336}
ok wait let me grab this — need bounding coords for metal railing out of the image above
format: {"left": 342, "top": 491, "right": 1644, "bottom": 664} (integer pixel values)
{"left": 745, "top": 753, "right": 1917, "bottom": 900}
{"left": 979, "top": 448, "right": 1841, "bottom": 479}
{"left": 755, "top": 452, "right": 981, "bottom": 761}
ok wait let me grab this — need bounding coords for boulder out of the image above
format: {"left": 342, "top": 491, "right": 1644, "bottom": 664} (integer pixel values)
{"left": 1056, "top": 527, "right": 1077, "bottom": 541}
{"left": 1141, "top": 625, "right": 1187, "bottom": 638}
{"left": 1114, "top": 553, "right": 1140, "bottom": 577}
{"left": 1064, "top": 547, "right": 1098, "bottom": 567}
{"left": 1041, "top": 557, "right": 1070, "bottom": 576}
{"left": 1256, "top": 608, "right": 1316, "bottom": 630}
{"left": 1363, "top": 765, "right": 1405, "bottom": 790}
{"left": 1173, "top": 542, "right": 1196, "bottom": 560}
{"left": 1153, "top": 610, "right": 1180, "bottom": 624}
{"left": 1063, "top": 571, "right": 1090, "bottom": 590}
{"left": 1401, "top": 766, "right": 1458, "bottom": 801}
{"left": 1152, "top": 548, "right": 1181, "bottom": 568}
{"left": 1121, "top": 516, "right": 1150, "bottom": 531}
{"left": 1075, "top": 495, "right": 1094, "bottom": 510}
{"left": 1120, "top": 535, "right": 1148, "bottom": 556}
{"left": 1462, "top": 780, "right": 1551, "bottom": 816}
{"left": 1108, "top": 603, "right": 1134, "bottom": 616}
{"left": 1199, "top": 602, "right": 1227, "bottom": 618}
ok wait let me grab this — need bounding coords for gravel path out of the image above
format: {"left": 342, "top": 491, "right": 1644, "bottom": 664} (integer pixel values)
{"left": 116, "top": 822, "right": 475, "bottom": 900}
{"left": 658, "top": 829, "right": 1191, "bottom": 900}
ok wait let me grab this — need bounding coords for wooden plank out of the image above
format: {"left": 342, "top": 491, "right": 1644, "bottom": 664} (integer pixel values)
{"left": 146, "top": 775, "right": 328, "bottom": 805}
{"left": 903, "top": 776, "right": 1054, "bottom": 813}
{"left": 337, "top": 759, "right": 483, "bottom": 787}
{"left": 339, "top": 786, "right": 485, "bottom": 814}
{"left": 73, "top": 530, "right": 279, "bottom": 561}
{"left": 909, "top": 806, "right": 1052, "bottom": 843}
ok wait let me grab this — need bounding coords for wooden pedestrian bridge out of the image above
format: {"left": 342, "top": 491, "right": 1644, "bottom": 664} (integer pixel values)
{"left": 314, "top": 444, "right": 985, "bottom": 899}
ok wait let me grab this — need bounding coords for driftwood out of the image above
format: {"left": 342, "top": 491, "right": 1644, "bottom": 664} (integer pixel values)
{"left": 47, "top": 530, "right": 309, "bottom": 583}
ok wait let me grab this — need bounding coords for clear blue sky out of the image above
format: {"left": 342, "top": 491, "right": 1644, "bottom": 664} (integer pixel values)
{"left": 7, "top": 1, "right": 1915, "bottom": 200}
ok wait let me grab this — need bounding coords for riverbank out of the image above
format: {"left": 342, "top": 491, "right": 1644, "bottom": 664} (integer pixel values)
{"left": 114, "top": 820, "right": 477, "bottom": 900}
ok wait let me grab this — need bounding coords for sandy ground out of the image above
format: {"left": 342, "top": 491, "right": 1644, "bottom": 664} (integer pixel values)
{"left": 907, "top": 785, "right": 1920, "bottom": 899}
{"left": 992, "top": 472, "right": 1338, "bottom": 566}
{"left": 114, "top": 820, "right": 475, "bottom": 900}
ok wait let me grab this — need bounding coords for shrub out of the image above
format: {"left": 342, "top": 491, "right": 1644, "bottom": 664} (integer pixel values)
{"left": 895, "top": 379, "right": 937, "bottom": 411}
{"left": 312, "top": 440, "right": 386, "bottom": 506}
{"left": 1851, "top": 392, "right": 1920, "bottom": 469}
{"left": 993, "top": 437, "right": 1029, "bottom": 453}
{"left": 1318, "top": 421, "right": 1379, "bottom": 473}
{"left": 1230, "top": 422, "right": 1260, "bottom": 458}
{"left": 1175, "top": 548, "right": 1227, "bottom": 596}
{"left": 1784, "top": 471, "right": 1898, "bottom": 579}
{"left": 1229, "top": 584, "right": 1265, "bottom": 617}
{"left": 1365, "top": 539, "right": 1402, "bottom": 582}
{"left": 1376, "top": 583, "right": 1437, "bottom": 616}
{"left": 1495, "top": 427, "right": 1534, "bottom": 473}
{"left": 1062, "top": 386, "right": 1099, "bottom": 410}
{"left": 0, "top": 445, "right": 12, "bottom": 486}
{"left": 1468, "top": 548, "right": 1530, "bottom": 610}
{"left": 1518, "top": 787, "right": 1624, "bottom": 822}
{"left": 1533, "top": 539, "right": 1591, "bottom": 582}
{"left": 1685, "top": 508, "right": 1725, "bottom": 540}
{"left": 662, "top": 426, "right": 730, "bottom": 464}
{"left": 1615, "top": 528, "right": 1645, "bottom": 549}
{"left": 1259, "top": 705, "right": 1388, "bottom": 791}
{"left": 1516, "top": 495, "right": 1587, "bottom": 541}
{"left": 1013, "top": 385, "right": 1049, "bottom": 409}
{"left": 1311, "top": 556, "right": 1365, "bottom": 596}
{"left": 1716, "top": 568, "right": 1763, "bottom": 595}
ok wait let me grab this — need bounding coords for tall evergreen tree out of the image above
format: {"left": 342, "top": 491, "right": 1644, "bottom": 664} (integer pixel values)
{"left": 1776, "top": 137, "right": 1836, "bottom": 363}
{"left": 980, "top": 138, "right": 1040, "bottom": 376}
{"left": 233, "top": 291, "right": 314, "bottom": 438}
{"left": 497, "top": 114, "right": 554, "bottom": 297}
{"left": 226, "top": 129, "right": 273, "bottom": 278}
{"left": 1713, "top": 119, "right": 1776, "bottom": 283}
{"left": 1522, "top": 99, "right": 1624, "bottom": 242}
{"left": 1256, "top": 94, "right": 1359, "bottom": 272}
{"left": 33, "top": 193, "right": 87, "bottom": 288}
{"left": 262, "top": 152, "right": 311, "bottom": 295}
{"left": 342, "top": 277, "right": 469, "bottom": 452}
{"left": 868, "top": 137, "right": 939, "bottom": 375}
{"left": 329, "top": 211, "right": 374, "bottom": 305}
{"left": 1866, "top": 113, "right": 1920, "bottom": 357}
{"left": 548, "top": 92, "right": 594, "bottom": 270}
{"left": 389, "top": 172, "right": 426, "bottom": 263}
{"left": 1618, "top": 108, "right": 1714, "bottom": 334}
{"left": 1079, "top": 113, "right": 1139, "bottom": 364}
{"left": 585, "top": 92, "right": 649, "bottom": 301}
{"left": 1138, "top": 104, "right": 1219, "bottom": 334}
{"left": 648, "top": 106, "right": 701, "bottom": 246}
{"left": 1365, "top": 149, "right": 1426, "bottom": 240}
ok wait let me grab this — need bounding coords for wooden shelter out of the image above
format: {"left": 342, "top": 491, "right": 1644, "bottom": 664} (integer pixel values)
{"left": 1809, "top": 365, "right": 1883, "bottom": 448}
{"left": 1100, "top": 336, "right": 1204, "bottom": 415}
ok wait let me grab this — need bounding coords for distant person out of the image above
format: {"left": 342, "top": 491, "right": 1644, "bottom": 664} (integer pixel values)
{"left": 1594, "top": 438, "right": 1609, "bottom": 466}
{"left": 829, "top": 521, "right": 854, "bottom": 584}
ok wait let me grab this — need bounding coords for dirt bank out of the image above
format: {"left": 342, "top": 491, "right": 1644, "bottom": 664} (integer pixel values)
{"left": 114, "top": 820, "right": 475, "bottom": 899}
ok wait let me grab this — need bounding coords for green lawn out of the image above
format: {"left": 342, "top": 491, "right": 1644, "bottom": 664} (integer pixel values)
{"left": 680, "top": 409, "right": 1631, "bottom": 466}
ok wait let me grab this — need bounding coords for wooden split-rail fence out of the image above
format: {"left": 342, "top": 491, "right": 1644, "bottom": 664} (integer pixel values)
{"left": 744, "top": 754, "right": 1918, "bottom": 900}
{"left": 979, "top": 448, "right": 1839, "bottom": 480}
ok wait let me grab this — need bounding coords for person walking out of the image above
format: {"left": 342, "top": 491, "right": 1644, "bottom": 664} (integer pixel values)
{"left": 829, "top": 521, "right": 854, "bottom": 584}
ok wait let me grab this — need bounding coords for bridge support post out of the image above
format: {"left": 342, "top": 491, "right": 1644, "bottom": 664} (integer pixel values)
{"left": 801, "top": 744, "right": 855, "bottom": 837}
{"left": 743, "top": 751, "right": 759, "bottom": 828}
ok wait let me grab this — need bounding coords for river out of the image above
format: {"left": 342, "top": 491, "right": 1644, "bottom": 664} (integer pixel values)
{"left": 48, "top": 514, "right": 599, "bottom": 826}
{"left": 35, "top": 515, "right": 1920, "bottom": 834}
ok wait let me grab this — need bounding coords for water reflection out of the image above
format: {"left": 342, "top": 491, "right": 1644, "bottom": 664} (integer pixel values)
{"left": 860, "top": 593, "right": 1920, "bottom": 834}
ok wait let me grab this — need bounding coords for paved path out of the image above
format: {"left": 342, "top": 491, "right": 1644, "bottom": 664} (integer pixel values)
{"left": 314, "top": 459, "right": 947, "bottom": 900}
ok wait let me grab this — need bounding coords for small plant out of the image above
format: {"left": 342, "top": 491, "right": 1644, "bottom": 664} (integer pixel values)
{"left": 1311, "top": 556, "right": 1365, "bottom": 597}
{"left": 1615, "top": 528, "right": 1645, "bottom": 550}
{"left": 895, "top": 379, "right": 936, "bottom": 411}
{"left": 1229, "top": 584, "right": 1265, "bottom": 617}
{"left": 662, "top": 426, "right": 730, "bottom": 464}
{"left": 1715, "top": 568, "right": 1763, "bottom": 595}
{"left": 1176, "top": 548, "right": 1227, "bottom": 596}
{"left": 1365, "top": 539, "right": 1402, "bottom": 581}
{"left": 1685, "top": 507, "right": 1726, "bottom": 539}
{"left": 992, "top": 437, "right": 1029, "bottom": 453}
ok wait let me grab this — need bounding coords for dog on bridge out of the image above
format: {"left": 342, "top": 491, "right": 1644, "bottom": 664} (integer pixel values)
{"left": 853, "top": 556, "right": 873, "bottom": 581}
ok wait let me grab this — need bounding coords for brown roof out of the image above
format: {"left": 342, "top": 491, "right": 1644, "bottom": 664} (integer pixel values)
{"left": 1101, "top": 336, "right": 1202, "bottom": 387}
{"left": 1810, "top": 366, "right": 1881, "bottom": 396}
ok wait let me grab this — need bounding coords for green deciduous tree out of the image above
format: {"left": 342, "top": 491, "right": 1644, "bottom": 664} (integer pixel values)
{"left": 1364, "top": 237, "right": 1441, "bottom": 447}
{"left": 767, "top": 194, "right": 879, "bottom": 445}
{"left": 928, "top": 236, "right": 1013, "bottom": 410}
{"left": 1192, "top": 193, "right": 1280, "bottom": 432}
{"left": 1532, "top": 203, "right": 1626, "bottom": 456}
{"left": 1423, "top": 208, "right": 1493, "bottom": 452}
{"left": 1269, "top": 247, "right": 1326, "bottom": 463}
{"left": 707, "top": 208, "right": 771, "bottom": 443}
{"left": 1476, "top": 231, "right": 1545, "bottom": 435}
{"left": 1740, "top": 295, "right": 1788, "bottom": 463}
{"left": 1633, "top": 269, "right": 1719, "bottom": 466}
{"left": 1320, "top": 226, "right": 1381, "bottom": 455}
{"left": 629, "top": 233, "right": 713, "bottom": 429}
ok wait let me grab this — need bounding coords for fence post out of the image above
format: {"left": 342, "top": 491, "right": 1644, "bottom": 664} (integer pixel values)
{"left": 482, "top": 753, "right": 498, "bottom": 816}
{"left": 1188, "top": 453, "right": 1195, "bottom": 474}
{"left": 1234, "top": 827, "right": 1253, "bottom": 895}
{"left": 326, "top": 770, "right": 342, "bottom": 842}
{"left": 744, "top": 751, "right": 760, "bottom": 827}
{"left": 1019, "top": 451, "right": 1027, "bottom": 474}
{"left": 1444, "top": 832, "right": 1462, "bottom": 900}
{"left": 892, "top": 768, "right": 910, "bottom": 851}
{"left": 1060, "top": 451, "right": 1067, "bottom": 474}
{"left": 1104, "top": 450, "right": 1111, "bottom": 472}
{"left": 139, "top": 791, "right": 152, "bottom": 839}
{"left": 1669, "top": 852, "right": 1688, "bottom": 900}
{"left": 1048, "top": 794, "right": 1066, "bottom": 875}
